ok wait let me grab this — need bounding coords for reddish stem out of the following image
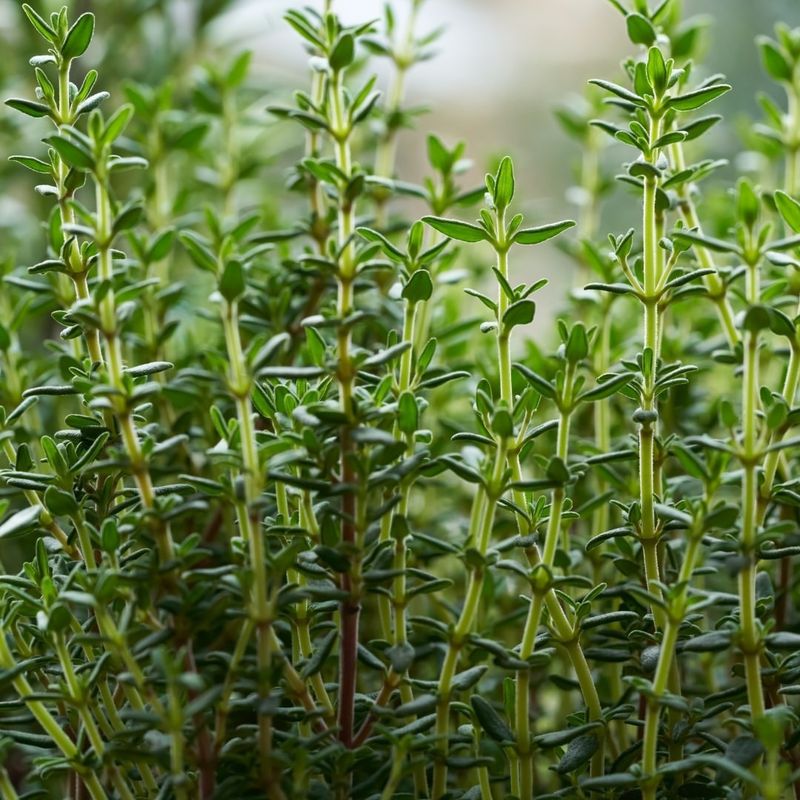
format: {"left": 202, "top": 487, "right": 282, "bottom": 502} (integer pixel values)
{"left": 337, "top": 432, "right": 360, "bottom": 748}
{"left": 184, "top": 644, "right": 216, "bottom": 797}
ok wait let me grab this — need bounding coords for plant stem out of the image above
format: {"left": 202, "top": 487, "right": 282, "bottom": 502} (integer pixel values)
{"left": 0, "top": 438, "right": 75, "bottom": 557}
{"left": 432, "top": 441, "right": 506, "bottom": 799}
{"left": 669, "top": 142, "right": 739, "bottom": 349}
{"left": 0, "top": 632, "right": 108, "bottom": 800}
{"left": 220, "top": 297, "right": 278, "bottom": 791}
{"left": 785, "top": 84, "right": 800, "bottom": 195}
{"left": 740, "top": 323, "right": 766, "bottom": 722}
{"left": 639, "top": 116, "right": 666, "bottom": 632}
{"left": 94, "top": 176, "right": 176, "bottom": 565}
{"left": 328, "top": 61, "right": 367, "bottom": 753}
{"left": 641, "top": 523, "right": 703, "bottom": 799}
{"left": 0, "top": 767, "right": 19, "bottom": 800}
{"left": 56, "top": 60, "right": 104, "bottom": 365}
{"left": 374, "top": 1, "right": 418, "bottom": 227}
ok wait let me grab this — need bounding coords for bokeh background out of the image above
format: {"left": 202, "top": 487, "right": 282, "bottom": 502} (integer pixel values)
{"left": 1, "top": 0, "right": 799, "bottom": 306}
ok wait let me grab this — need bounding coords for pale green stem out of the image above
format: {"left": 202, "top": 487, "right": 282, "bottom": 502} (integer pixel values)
{"left": 95, "top": 176, "right": 176, "bottom": 562}
{"left": 0, "top": 633, "right": 108, "bottom": 800}
{"left": 641, "top": 527, "right": 703, "bottom": 799}
{"left": 432, "top": 442, "right": 507, "bottom": 799}
{"left": 220, "top": 298, "right": 276, "bottom": 788}
{"left": 639, "top": 115, "right": 667, "bottom": 632}
{"left": 668, "top": 142, "right": 739, "bottom": 348}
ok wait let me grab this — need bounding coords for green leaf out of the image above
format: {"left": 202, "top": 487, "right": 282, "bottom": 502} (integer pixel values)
{"left": 43, "top": 486, "right": 78, "bottom": 517}
{"left": 586, "top": 527, "right": 634, "bottom": 552}
{"left": 579, "top": 372, "right": 634, "bottom": 403}
{"left": 397, "top": 391, "right": 418, "bottom": 434}
{"left": 124, "top": 361, "right": 173, "bottom": 378}
{"left": 626, "top": 13, "right": 656, "bottom": 46}
{"left": 219, "top": 260, "right": 246, "bottom": 302}
{"left": 22, "top": 384, "right": 78, "bottom": 398}
{"left": 102, "top": 105, "right": 134, "bottom": 144}
{"left": 386, "top": 641, "right": 415, "bottom": 673}
{"left": 22, "top": 4, "right": 57, "bottom": 41}
{"left": 671, "top": 229, "right": 739, "bottom": 254}
{"left": 681, "top": 631, "right": 731, "bottom": 652}
{"left": 357, "top": 226, "right": 405, "bottom": 261}
{"left": 682, "top": 115, "right": 722, "bottom": 141}
{"left": 758, "top": 37, "right": 793, "bottom": 82}
{"left": 734, "top": 179, "right": 758, "bottom": 230}
{"left": 565, "top": 324, "right": 588, "bottom": 363}
{"left": 502, "top": 299, "right": 536, "bottom": 330}
{"left": 148, "top": 229, "right": 175, "bottom": 262}
{"left": 300, "top": 630, "right": 337, "bottom": 679}
{"left": 5, "top": 98, "right": 50, "bottom": 118}
{"left": 471, "top": 696, "right": 513, "bottom": 743}
{"left": 493, "top": 156, "right": 515, "bottom": 210}
{"left": 775, "top": 190, "right": 800, "bottom": 233}
{"left": 513, "top": 363, "right": 556, "bottom": 399}
{"left": 329, "top": 33, "right": 355, "bottom": 71}
{"left": 422, "top": 216, "right": 487, "bottom": 243}
{"left": 362, "top": 342, "right": 411, "bottom": 368}
{"left": 647, "top": 46, "right": 667, "bottom": 93}
{"left": 546, "top": 456, "right": 570, "bottom": 484}
{"left": 669, "top": 84, "right": 731, "bottom": 112}
{"left": 0, "top": 505, "right": 42, "bottom": 539}
{"left": 427, "top": 134, "right": 450, "bottom": 172}
{"left": 742, "top": 304, "right": 795, "bottom": 337}
{"left": 513, "top": 219, "right": 575, "bottom": 245}
{"left": 554, "top": 733, "right": 599, "bottom": 774}
{"left": 653, "top": 131, "right": 687, "bottom": 148}
{"left": 402, "top": 270, "right": 433, "bottom": 303}
{"left": 9, "top": 155, "right": 51, "bottom": 174}
{"left": 227, "top": 50, "right": 252, "bottom": 88}
{"left": 76, "top": 91, "right": 109, "bottom": 115}
{"left": 492, "top": 409, "right": 514, "bottom": 439}
{"left": 588, "top": 78, "right": 643, "bottom": 105}
{"left": 44, "top": 136, "right": 94, "bottom": 171}
{"left": 179, "top": 232, "right": 217, "bottom": 272}
{"left": 61, "top": 13, "right": 95, "bottom": 60}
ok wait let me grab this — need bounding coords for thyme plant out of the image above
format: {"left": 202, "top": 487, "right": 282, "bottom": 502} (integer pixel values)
{"left": 3, "top": 2, "right": 800, "bottom": 799}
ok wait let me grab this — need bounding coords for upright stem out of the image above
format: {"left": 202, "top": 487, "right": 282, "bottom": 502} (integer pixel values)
{"left": 55, "top": 61, "right": 104, "bottom": 364}
{"left": 740, "top": 320, "right": 766, "bottom": 722}
{"left": 95, "top": 176, "right": 176, "bottom": 564}
{"left": 432, "top": 442, "right": 506, "bottom": 799}
{"left": 0, "top": 633, "right": 108, "bottom": 800}
{"left": 374, "top": 1, "right": 418, "bottom": 227}
{"left": 669, "top": 142, "right": 739, "bottom": 349}
{"left": 785, "top": 85, "right": 800, "bottom": 195}
{"left": 641, "top": 525, "right": 703, "bottom": 799}
{"left": 639, "top": 115, "right": 666, "bottom": 632}
{"left": 330, "top": 67, "right": 361, "bottom": 750}
{"left": 220, "top": 297, "right": 277, "bottom": 792}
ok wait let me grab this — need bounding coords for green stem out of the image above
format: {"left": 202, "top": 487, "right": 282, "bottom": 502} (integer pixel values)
{"left": 433, "top": 442, "right": 506, "bottom": 799}
{"left": 641, "top": 527, "right": 703, "bottom": 799}
{"left": 639, "top": 115, "right": 666, "bottom": 631}
{"left": 0, "top": 633, "right": 108, "bottom": 800}
{"left": 94, "top": 175, "right": 176, "bottom": 564}
{"left": 785, "top": 85, "right": 800, "bottom": 195}
{"left": 220, "top": 297, "right": 277, "bottom": 789}
{"left": 55, "top": 60, "right": 104, "bottom": 364}
{"left": 669, "top": 142, "right": 739, "bottom": 349}
{"left": 740, "top": 326, "right": 766, "bottom": 722}
{"left": 0, "top": 439, "right": 75, "bottom": 556}
{"left": 0, "top": 768, "right": 19, "bottom": 800}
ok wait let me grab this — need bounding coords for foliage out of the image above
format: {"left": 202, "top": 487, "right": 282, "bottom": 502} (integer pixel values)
{"left": 2, "top": 1, "right": 800, "bottom": 799}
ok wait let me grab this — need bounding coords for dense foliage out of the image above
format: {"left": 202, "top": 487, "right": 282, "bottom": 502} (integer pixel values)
{"left": 3, "top": 1, "right": 800, "bottom": 798}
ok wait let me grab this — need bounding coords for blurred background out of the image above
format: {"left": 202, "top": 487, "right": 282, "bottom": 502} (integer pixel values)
{"left": 1, "top": 0, "right": 799, "bottom": 306}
